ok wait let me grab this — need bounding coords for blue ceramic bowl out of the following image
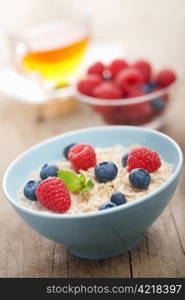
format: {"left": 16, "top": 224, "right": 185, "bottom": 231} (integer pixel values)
{"left": 3, "top": 126, "right": 183, "bottom": 259}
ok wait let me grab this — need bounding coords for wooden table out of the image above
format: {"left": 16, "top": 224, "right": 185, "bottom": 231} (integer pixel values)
{"left": 0, "top": 91, "right": 184, "bottom": 278}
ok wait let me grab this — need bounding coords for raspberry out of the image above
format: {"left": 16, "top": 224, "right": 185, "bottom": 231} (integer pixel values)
{"left": 77, "top": 74, "right": 102, "bottom": 96}
{"left": 101, "top": 96, "right": 153, "bottom": 125}
{"left": 36, "top": 177, "right": 71, "bottom": 213}
{"left": 121, "top": 102, "right": 153, "bottom": 125}
{"left": 115, "top": 67, "right": 144, "bottom": 92}
{"left": 133, "top": 60, "right": 152, "bottom": 83}
{"left": 69, "top": 144, "right": 96, "bottom": 170}
{"left": 128, "top": 89, "right": 145, "bottom": 98}
{"left": 87, "top": 61, "right": 105, "bottom": 76}
{"left": 92, "top": 81, "right": 123, "bottom": 99}
{"left": 102, "top": 111, "right": 119, "bottom": 124}
{"left": 108, "top": 59, "right": 129, "bottom": 78}
{"left": 119, "top": 90, "right": 153, "bottom": 124}
{"left": 156, "top": 69, "right": 176, "bottom": 87}
{"left": 162, "top": 93, "right": 169, "bottom": 103}
{"left": 87, "top": 61, "right": 105, "bottom": 77}
{"left": 92, "top": 104, "right": 114, "bottom": 115}
{"left": 102, "top": 100, "right": 152, "bottom": 125}
{"left": 127, "top": 146, "right": 161, "bottom": 173}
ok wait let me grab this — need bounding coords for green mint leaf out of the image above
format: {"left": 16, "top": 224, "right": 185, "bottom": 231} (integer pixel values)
{"left": 57, "top": 170, "right": 83, "bottom": 192}
{"left": 81, "top": 179, "right": 94, "bottom": 192}
{"left": 57, "top": 170, "right": 94, "bottom": 193}
{"left": 79, "top": 174, "right": 86, "bottom": 186}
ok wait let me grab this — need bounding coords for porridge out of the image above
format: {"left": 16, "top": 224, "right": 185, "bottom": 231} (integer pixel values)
{"left": 19, "top": 144, "right": 173, "bottom": 214}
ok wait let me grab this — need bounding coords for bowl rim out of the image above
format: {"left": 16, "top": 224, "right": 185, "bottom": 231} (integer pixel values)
{"left": 2, "top": 126, "right": 183, "bottom": 219}
{"left": 73, "top": 80, "right": 178, "bottom": 106}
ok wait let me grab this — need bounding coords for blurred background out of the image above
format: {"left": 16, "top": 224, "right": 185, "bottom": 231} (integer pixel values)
{"left": 0, "top": 0, "right": 185, "bottom": 152}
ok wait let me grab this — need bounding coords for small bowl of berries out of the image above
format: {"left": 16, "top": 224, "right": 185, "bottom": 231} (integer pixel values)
{"left": 74, "top": 59, "right": 178, "bottom": 129}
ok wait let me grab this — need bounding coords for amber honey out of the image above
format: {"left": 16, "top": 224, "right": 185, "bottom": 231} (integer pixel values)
{"left": 21, "top": 22, "right": 89, "bottom": 86}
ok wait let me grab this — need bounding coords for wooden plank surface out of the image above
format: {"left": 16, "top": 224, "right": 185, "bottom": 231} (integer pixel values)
{"left": 0, "top": 0, "right": 185, "bottom": 278}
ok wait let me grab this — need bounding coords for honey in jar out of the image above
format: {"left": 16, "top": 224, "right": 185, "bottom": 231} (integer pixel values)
{"left": 21, "top": 21, "right": 89, "bottom": 86}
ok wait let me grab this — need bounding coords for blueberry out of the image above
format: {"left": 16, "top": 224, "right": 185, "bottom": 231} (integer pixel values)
{"left": 129, "top": 168, "right": 151, "bottom": 189}
{"left": 63, "top": 143, "right": 77, "bottom": 159}
{"left": 142, "top": 82, "right": 157, "bottom": 93}
{"left": 99, "top": 201, "right": 117, "bottom": 210}
{"left": 23, "top": 180, "right": 40, "bottom": 201}
{"left": 151, "top": 98, "right": 165, "bottom": 110}
{"left": 95, "top": 162, "right": 118, "bottom": 183}
{"left": 40, "top": 164, "right": 59, "bottom": 180}
{"left": 110, "top": 192, "right": 127, "bottom": 205}
{"left": 142, "top": 84, "right": 151, "bottom": 93}
{"left": 148, "top": 81, "right": 158, "bottom": 89}
{"left": 122, "top": 152, "right": 129, "bottom": 167}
